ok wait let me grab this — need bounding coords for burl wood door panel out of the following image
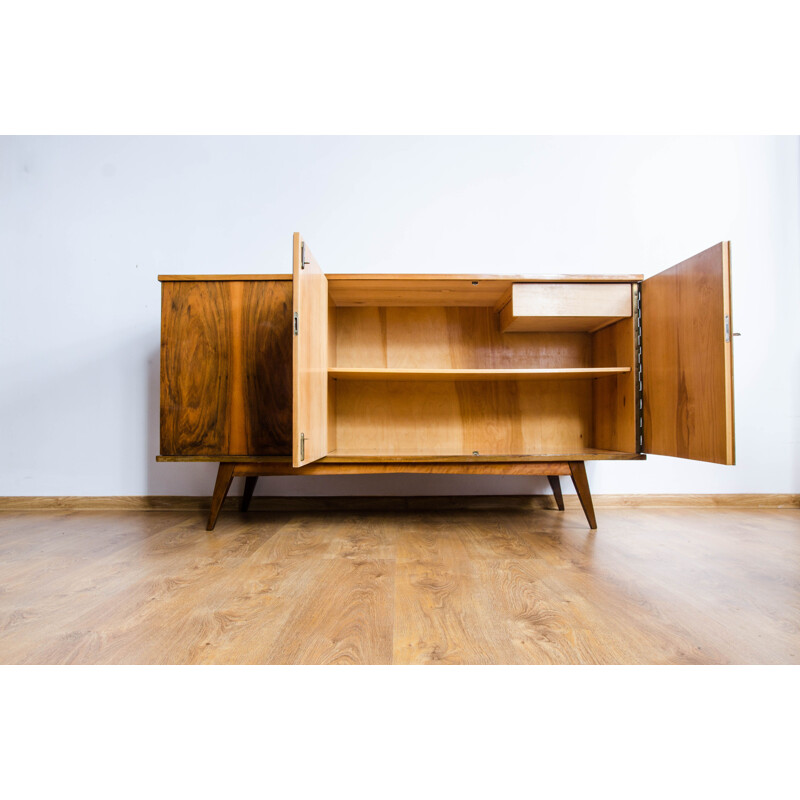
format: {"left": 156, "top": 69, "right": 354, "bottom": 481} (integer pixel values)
{"left": 160, "top": 280, "right": 292, "bottom": 456}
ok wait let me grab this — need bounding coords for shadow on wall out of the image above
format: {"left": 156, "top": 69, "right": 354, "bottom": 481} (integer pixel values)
{"left": 146, "top": 345, "right": 582, "bottom": 499}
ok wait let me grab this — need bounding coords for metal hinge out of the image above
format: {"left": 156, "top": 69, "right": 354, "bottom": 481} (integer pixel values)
{"left": 300, "top": 241, "right": 309, "bottom": 270}
{"left": 299, "top": 432, "right": 305, "bottom": 461}
{"left": 634, "top": 284, "right": 644, "bottom": 451}
{"left": 293, "top": 312, "right": 298, "bottom": 336}
{"left": 724, "top": 315, "right": 741, "bottom": 341}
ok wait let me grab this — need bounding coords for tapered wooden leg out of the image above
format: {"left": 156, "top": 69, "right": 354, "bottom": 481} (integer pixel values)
{"left": 547, "top": 476, "right": 565, "bottom": 511}
{"left": 207, "top": 463, "right": 235, "bottom": 531}
{"left": 568, "top": 461, "right": 597, "bottom": 530}
{"left": 240, "top": 476, "right": 258, "bottom": 512}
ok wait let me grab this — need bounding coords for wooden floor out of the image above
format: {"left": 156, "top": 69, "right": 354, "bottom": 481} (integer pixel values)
{"left": 0, "top": 505, "right": 798, "bottom": 664}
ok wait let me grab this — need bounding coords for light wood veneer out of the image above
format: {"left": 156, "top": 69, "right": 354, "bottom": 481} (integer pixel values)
{"left": 158, "top": 235, "right": 735, "bottom": 530}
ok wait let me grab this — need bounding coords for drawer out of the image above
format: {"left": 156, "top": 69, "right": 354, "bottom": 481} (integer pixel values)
{"left": 498, "top": 282, "right": 632, "bottom": 332}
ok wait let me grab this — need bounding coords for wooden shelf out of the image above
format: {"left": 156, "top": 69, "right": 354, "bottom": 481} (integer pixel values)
{"left": 328, "top": 367, "right": 630, "bottom": 381}
{"left": 156, "top": 450, "right": 646, "bottom": 463}
{"left": 323, "top": 449, "right": 643, "bottom": 462}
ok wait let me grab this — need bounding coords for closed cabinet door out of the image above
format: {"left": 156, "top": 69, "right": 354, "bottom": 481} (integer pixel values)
{"left": 292, "top": 232, "right": 330, "bottom": 467}
{"left": 160, "top": 278, "right": 292, "bottom": 457}
{"left": 641, "top": 242, "right": 735, "bottom": 465}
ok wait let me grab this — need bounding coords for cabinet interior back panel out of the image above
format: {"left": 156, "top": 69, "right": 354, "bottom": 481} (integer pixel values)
{"left": 591, "top": 316, "right": 638, "bottom": 453}
{"left": 332, "top": 379, "right": 593, "bottom": 456}
{"left": 334, "top": 307, "right": 591, "bottom": 369}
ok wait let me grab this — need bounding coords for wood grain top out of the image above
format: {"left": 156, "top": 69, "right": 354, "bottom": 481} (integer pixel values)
{"left": 328, "top": 273, "right": 643, "bottom": 282}
{"left": 158, "top": 274, "right": 293, "bottom": 281}
{"left": 158, "top": 273, "right": 643, "bottom": 283}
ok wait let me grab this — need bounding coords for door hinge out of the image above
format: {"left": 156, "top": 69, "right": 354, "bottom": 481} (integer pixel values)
{"left": 725, "top": 314, "right": 730, "bottom": 343}
{"left": 299, "top": 432, "right": 305, "bottom": 461}
{"left": 300, "top": 241, "right": 309, "bottom": 270}
{"left": 634, "top": 283, "right": 644, "bottom": 452}
{"left": 293, "top": 312, "right": 299, "bottom": 336}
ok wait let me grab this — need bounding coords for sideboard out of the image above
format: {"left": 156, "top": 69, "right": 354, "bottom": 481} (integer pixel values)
{"left": 157, "top": 235, "right": 735, "bottom": 530}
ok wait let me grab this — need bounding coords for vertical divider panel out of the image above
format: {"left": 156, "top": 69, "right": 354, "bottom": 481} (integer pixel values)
{"left": 328, "top": 296, "right": 338, "bottom": 453}
{"left": 591, "top": 284, "right": 637, "bottom": 453}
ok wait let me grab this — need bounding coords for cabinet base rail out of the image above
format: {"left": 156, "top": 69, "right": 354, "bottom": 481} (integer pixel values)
{"left": 206, "top": 460, "right": 597, "bottom": 531}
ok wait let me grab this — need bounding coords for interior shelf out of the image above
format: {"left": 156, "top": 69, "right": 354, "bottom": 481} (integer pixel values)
{"left": 323, "top": 449, "right": 642, "bottom": 462}
{"left": 328, "top": 367, "right": 630, "bottom": 381}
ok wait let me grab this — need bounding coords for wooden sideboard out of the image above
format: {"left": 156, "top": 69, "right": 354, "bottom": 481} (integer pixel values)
{"left": 158, "top": 235, "right": 735, "bottom": 530}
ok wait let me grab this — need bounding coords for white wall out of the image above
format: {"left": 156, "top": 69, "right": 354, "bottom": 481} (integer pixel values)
{"left": 1, "top": 136, "right": 798, "bottom": 497}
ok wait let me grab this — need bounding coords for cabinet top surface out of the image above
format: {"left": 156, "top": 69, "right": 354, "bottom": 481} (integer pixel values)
{"left": 158, "top": 273, "right": 643, "bottom": 282}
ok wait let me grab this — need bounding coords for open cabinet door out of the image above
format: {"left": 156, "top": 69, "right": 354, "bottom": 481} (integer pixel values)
{"left": 292, "top": 233, "right": 329, "bottom": 467}
{"left": 642, "top": 242, "right": 735, "bottom": 465}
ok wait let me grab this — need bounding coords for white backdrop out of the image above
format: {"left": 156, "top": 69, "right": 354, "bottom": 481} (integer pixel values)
{"left": 1, "top": 136, "right": 798, "bottom": 497}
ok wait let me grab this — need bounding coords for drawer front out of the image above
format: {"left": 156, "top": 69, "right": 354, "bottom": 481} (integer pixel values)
{"left": 500, "top": 282, "right": 632, "bottom": 332}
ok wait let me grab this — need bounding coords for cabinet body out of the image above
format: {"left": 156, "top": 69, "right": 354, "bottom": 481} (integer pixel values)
{"left": 158, "top": 237, "right": 735, "bottom": 529}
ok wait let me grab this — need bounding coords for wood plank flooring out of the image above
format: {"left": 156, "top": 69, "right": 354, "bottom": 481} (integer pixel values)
{"left": 0, "top": 506, "right": 797, "bottom": 664}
